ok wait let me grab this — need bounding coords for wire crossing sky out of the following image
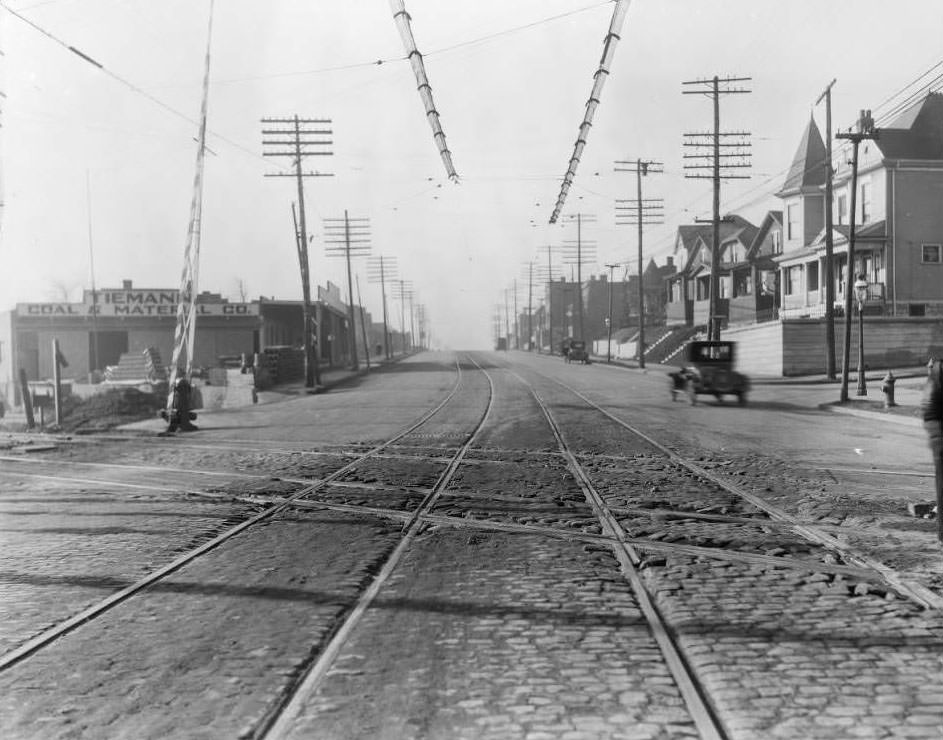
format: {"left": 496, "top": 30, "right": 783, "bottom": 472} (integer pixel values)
{"left": 389, "top": 0, "right": 458, "bottom": 182}
{"left": 549, "top": 0, "right": 631, "bottom": 224}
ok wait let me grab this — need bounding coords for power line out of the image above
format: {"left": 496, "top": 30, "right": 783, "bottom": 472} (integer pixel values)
{"left": 0, "top": 2, "right": 281, "bottom": 168}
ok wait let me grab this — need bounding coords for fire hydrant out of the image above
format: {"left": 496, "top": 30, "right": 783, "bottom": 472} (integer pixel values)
{"left": 881, "top": 371, "right": 897, "bottom": 408}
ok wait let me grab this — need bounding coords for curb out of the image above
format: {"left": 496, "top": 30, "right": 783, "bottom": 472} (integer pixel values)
{"left": 818, "top": 402, "right": 922, "bottom": 428}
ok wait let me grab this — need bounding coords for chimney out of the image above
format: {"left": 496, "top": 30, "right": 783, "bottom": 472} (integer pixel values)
{"left": 666, "top": 256, "right": 674, "bottom": 268}
{"left": 122, "top": 279, "right": 133, "bottom": 290}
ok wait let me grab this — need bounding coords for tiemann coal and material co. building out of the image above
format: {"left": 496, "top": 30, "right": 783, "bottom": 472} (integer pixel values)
{"left": 0, "top": 279, "right": 379, "bottom": 409}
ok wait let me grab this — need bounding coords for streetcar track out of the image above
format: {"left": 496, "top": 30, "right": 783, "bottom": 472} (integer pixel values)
{"left": 520, "top": 360, "right": 943, "bottom": 610}
{"left": 0, "top": 357, "right": 469, "bottom": 674}
{"left": 496, "top": 360, "right": 726, "bottom": 740}
{"left": 256, "top": 356, "right": 497, "bottom": 739}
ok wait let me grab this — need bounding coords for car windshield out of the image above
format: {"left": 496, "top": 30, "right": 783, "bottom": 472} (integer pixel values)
{"left": 693, "top": 344, "right": 731, "bottom": 362}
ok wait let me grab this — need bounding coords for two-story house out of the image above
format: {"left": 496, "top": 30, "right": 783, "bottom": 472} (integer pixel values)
{"left": 775, "top": 92, "right": 943, "bottom": 319}
{"left": 665, "top": 216, "right": 757, "bottom": 328}
{"left": 727, "top": 211, "right": 782, "bottom": 325}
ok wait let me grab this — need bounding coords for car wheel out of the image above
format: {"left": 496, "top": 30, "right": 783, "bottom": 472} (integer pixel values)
{"left": 737, "top": 391, "right": 747, "bottom": 406}
{"left": 686, "top": 379, "right": 697, "bottom": 405}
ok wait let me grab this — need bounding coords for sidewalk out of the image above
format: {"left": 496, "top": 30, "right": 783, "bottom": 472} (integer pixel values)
{"left": 578, "top": 350, "right": 930, "bottom": 428}
{"left": 0, "top": 353, "right": 414, "bottom": 437}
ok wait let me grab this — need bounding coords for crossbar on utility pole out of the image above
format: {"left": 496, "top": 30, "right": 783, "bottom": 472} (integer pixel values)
{"left": 324, "top": 211, "right": 371, "bottom": 371}
{"left": 615, "top": 158, "right": 664, "bottom": 368}
{"left": 836, "top": 109, "right": 879, "bottom": 403}
{"left": 262, "top": 114, "right": 334, "bottom": 387}
{"left": 368, "top": 255, "right": 397, "bottom": 360}
{"left": 682, "top": 75, "right": 752, "bottom": 341}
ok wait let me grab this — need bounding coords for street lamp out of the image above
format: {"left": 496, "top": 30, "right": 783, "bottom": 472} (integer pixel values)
{"left": 854, "top": 274, "right": 868, "bottom": 396}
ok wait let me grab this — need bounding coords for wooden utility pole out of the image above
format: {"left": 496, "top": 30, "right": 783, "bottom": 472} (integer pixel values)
{"left": 512, "top": 279, "right": 519, "bottom": 349}
{"left": 615, "top": 158, "right": 664, "bottom": 368}
{"left": 262, "top": 115, "right": 333, "bottom": 387}
{"left": 355, "top": 275, "right": 371, "bottom": 370}
{"left": 836, "top": 110, "right": 879, "bottom": 403}
{"left": 368, "top": 255, "right": 397, "bottom": 360}
{"left": 324, "top": 211, "right": 371, "bottom": 370}
{"left": 527, "top": 261, "right": 534, "bottom": 351}
{"left": 393, "top": 279, "right": 413, "bottom": 353}
{"left": 816, "top": 79, "right": 838, "bottom": 380}
{"left": 682, "top": 76, "right": 752, "bottom": 341}
{"left": 561, "top": 214, "right": 597, "bottom": 342}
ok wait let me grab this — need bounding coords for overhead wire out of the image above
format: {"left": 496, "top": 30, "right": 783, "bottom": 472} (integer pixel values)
{"left": 0, "top": 1, "right": 284, "bottom": 170}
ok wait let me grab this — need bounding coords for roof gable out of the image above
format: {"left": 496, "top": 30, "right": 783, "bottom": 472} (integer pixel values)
{"left": 778, "top": 116, "right": 827, "bottom": 196}
{"left": 876, "top": 92, "right": 943, "bottom": 160}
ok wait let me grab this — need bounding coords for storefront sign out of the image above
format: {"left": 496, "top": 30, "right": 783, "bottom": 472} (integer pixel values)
{"left": 17, "top": 300, "right": 260, "bottom": 318}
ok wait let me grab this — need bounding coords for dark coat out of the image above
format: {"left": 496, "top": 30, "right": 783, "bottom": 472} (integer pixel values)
{"left": 921, "top": 359, "right": 943, "bottom": 454}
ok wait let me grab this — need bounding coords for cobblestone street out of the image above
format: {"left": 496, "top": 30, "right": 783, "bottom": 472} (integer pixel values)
{"left": 1, "top": 352, "right": 941, "bottom": 739}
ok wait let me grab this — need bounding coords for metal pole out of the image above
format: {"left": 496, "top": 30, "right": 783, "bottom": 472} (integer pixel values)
{"left": 513, "top": 278, "right": 519, "bottom": 349}
{"left": 856, "top": 293, "right": 867, "bottom": 396}
{"left": 840, "top": 139, "right": 860, "bottom": 403}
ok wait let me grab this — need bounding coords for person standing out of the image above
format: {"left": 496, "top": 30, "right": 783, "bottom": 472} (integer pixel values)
{"left": 920, "top": 358, "right": 943, "bottom": 542}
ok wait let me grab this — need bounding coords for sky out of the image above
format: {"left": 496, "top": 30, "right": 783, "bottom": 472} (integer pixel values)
{"left": 1, "top": 0, "right": 942, "bottom": 349}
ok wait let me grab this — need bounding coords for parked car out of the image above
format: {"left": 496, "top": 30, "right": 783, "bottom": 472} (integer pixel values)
{"left": 669, "top": 340, "right": 749, "bottom": 405}
{"left": 565, "top": 340, "right": 589, "bottom": 364}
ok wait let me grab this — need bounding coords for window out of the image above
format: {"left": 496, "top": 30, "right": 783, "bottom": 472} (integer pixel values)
{"left": 787, "top": 204, "right": 798, "bottom": 240}
{"left": 909, "top": 303, "right": 926, "bottom": 317}
{"left": 807, "top": 262, "right": 819, "bottom": 292}
{"left": 771, "top": 230, "right": 782, "bottom": 255}
{"left": 785, "top": 265, "right": 802, "bottom": 296}
{"left": 922, "top": 244, "right": 942, "bottom": 264}
{"left": 836, "top": 194, "right": 847, "bottom": 225}
{"left": 860, "top": 182, "right": 871, "bottom": 223}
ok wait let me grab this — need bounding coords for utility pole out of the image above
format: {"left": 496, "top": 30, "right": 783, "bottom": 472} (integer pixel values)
{"left": 324, "top": 211, "right": 371, "bottom": 370}
{"left": 527, "top": 261, "right": 534, "bottom": 352}
{"left": 538, "top": 245, "right": 558, "bottom": 353}
{"left": 615, "top": 158, "right": 664, "bottom": 368}
{"left": 355, "top": 274, "right": 371, "bottom": 370}
{"left": 836, "top": 109, "right": 879, "bottom": 403}
{"left": 368, "top": 255, "right": 397, "bottom": 360}
{"left": 504, "top": 288, "right": 511, "bottom": 350}
{"left": 408, "top": 291, "right": 417, "bottom": 353}
{"left": 85, "top": 170, "right": 100, "bottom": 374}
{"left": 604, "top": 263, "right": 620, "bottom": 363}
{"left": 392, "top": 279, "right": 413, "bottom": 353}
{"left": 683, "top": 75, "right": 752, "bottom": 341}
{"left": 262, "top": 115, "right": 333, "bottom": 387}
{"left": 561, "top": 214, "right": 597, "bottom": 342}
{"left": 816, "top": 78, "right": 838, "bottom": 380}
{"left": 512, "top": 279, "right": 519, "bottom": 349}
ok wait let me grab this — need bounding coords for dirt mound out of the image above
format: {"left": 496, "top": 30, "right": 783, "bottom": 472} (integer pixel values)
{"left": 61, "top": 387, "right": 164, "bottom": 432}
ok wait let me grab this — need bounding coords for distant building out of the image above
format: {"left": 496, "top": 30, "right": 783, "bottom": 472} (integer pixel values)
{"left": 0, "top": 278, "right": 370, "bottom": 409}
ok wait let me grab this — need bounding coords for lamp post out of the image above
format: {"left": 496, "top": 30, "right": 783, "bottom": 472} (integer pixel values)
{"left": 855, "top": 275, "right": 868, "bottom": 396}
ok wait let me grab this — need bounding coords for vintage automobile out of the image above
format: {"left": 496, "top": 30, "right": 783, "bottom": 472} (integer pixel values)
{"left": 565, "top": 340, "right": 589, "bottom": 364}
{"left": 669, "top": 340, "right": 749, "bottom": 405}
